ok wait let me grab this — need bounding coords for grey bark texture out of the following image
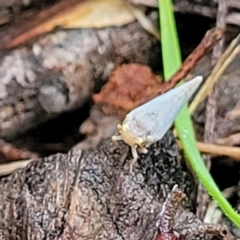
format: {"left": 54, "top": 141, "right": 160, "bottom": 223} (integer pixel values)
{"left": 0, "top": 131, "right": 200, "bottom": 239}
{"left": 0, "top": 20, "right": 159, "bottom": 139}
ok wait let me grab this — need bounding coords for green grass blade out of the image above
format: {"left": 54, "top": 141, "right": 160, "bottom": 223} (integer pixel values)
{"left": 159, "top": 0, "right": 240, "bottom": 228}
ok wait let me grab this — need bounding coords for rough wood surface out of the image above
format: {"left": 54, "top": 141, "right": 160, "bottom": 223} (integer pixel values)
{"left": 0, "top": 131, "right": 203, "bottom": 239}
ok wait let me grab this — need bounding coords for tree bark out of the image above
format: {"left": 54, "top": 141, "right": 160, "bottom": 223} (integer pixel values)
{"left": 0, "top": 20, "right": 159, "bottom": 139}
{"left": 0, "top": 132, "right": 200, "bottom": 240}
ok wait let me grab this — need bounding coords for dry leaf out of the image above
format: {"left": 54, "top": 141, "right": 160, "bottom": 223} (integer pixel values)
{"left": 93, "top": 63, "right": 162, "bottom": 115}
{"left": 0, "top": 0, "right": 144, "bottom": 50}
{"left": 43, "top": 0, "right": 143, "bottom": 30}
{"left": 63, "top": 0, "right": 144, "bottom": 29}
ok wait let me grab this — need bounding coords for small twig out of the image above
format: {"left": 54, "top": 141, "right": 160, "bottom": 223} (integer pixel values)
{"left": 203, "top": 84, "right": 219, "bottom": 169}
{"left": 204, "top": 186, "right": 235, "bottom": 224}
{"left": 212, "top": 0, "right": 227, "bottom": 65}
{"left": 125, "top": 1, "right": 160, "bottom": 40}
{"left": 189, "top": 33, "right": 240, "bottom": 114}
{"left": 196, "top": 85, "right": 219, "bottom": 219}
{"left": 178, "top": 140, "right": 240, "bottom": 161}
{"left": 204, "top": 85, "right": 218, "bottom": 144}
{"left": 159, "top": 28, "right": 223, "bottom": 94}
{"left": 0, "top": 159, "right": 35, "bottom": 176}
{"left": 215, "top": 133, "right": 240, "bottom": 146}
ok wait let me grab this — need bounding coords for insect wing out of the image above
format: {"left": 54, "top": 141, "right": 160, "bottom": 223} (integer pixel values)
{"left": 126, "top": 76, "right": 203, "bottom": 143}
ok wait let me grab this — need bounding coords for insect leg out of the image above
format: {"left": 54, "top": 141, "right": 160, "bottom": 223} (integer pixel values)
{"left": 138, "top": 146, "right": 148, "bottom": 154}
{"left": 117, "top": 124, "right": 122, "bottom": 131}
{"left": 112, "top": 135, "right": 122, "bottom": 146}
{"left": 129, "top": 145, "right": 138, "bottom": 173}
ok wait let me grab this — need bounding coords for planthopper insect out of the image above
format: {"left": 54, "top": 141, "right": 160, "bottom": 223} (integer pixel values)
{"left": 112, "top": 75, "right": 203, "bottom": 171}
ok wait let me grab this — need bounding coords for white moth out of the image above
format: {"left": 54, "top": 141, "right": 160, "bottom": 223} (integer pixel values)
{"left": 112, "top": 75, "right": 203, "bottom": 170}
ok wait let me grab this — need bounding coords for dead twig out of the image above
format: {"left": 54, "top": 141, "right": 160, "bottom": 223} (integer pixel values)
{"left": 125, "top": 1, "right": 160, "bottom": 40}
{"left": 212, "top": 0, "right": 227, "bottom": 64}
{"left": 159, "top": 28, "right": 223, "bottom": 94}
{"left": 0, "top": 159, "right": 35, "bottom": 176}
{"left": 178, "top": 140, "right": 240, "bottom": 161}
{"left": 189, "top": 33, "right": 240, "bottom": 114}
